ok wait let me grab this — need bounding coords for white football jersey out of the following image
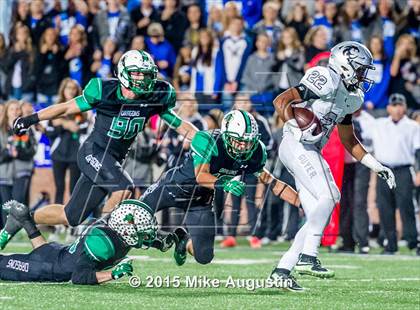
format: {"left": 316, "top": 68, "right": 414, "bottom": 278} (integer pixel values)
{"left": 298, "top": 66, "right": 364, "bottom": 148}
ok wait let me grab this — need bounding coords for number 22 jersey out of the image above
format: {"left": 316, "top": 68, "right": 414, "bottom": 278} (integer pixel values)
{"left": 295, "top": 66, "right": 364, "bottom": 149}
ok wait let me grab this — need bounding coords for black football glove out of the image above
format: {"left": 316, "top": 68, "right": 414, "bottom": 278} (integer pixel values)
{"left": 13, "top": 114, "right": 39, "bottom": 136}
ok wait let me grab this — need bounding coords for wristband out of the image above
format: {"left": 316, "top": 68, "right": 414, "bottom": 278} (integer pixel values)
{"left": 26, "top": 113, "right": 40, "bottom": 126}
{"left": 360, "top": 153, "right": 383, "bottom": 173}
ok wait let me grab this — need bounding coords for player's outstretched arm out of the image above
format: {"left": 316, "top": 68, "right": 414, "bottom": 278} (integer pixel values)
{"left": 13, "top": 99, "right": 82, "bottom": 136}
{"left": 338, "top": 122, "right": 396, "bottom": 189}
{"left": 258, "top": 168, "right": 300, "bottom": 207}
{"left": 176, "top": 120, "right": 198, "bottom": 142}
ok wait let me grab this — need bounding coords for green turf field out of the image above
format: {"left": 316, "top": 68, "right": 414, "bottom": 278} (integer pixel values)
{"left": 1, "top": 240, "right": 419, "bottom": 310}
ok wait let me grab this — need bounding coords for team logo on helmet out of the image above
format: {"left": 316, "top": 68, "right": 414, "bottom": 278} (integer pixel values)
{"left": 108, "top": 199, "right": 157, "bottom": 248}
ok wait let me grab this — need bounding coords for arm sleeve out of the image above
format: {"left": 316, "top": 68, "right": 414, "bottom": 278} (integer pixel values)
{"left": 160, "top": 84, "right": 182, "bottom": 128}
{"left": 75, "top": 78, "right": 102, "bottom": 112}
{"left": 254, "top": 141, "right": 267, "bottom": 176}
{"left": 296, "top": 83, "right": 320, "bottom": 101}
{"left": 190, "top": 131, "right": 218, "bottom": 166}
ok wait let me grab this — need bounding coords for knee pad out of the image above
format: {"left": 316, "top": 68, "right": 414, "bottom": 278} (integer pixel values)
{"left": 193, "top": 246, "right": 214, "bottom": 265}
{"left": 65, "top": 208, "right": 83, "bottom": 227}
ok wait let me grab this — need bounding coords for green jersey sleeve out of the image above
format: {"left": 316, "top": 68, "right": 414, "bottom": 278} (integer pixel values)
{"left": 83, "top": 227, "right": 116, "bottom": 262}
{"left": 160, "top": 84, "right": 181, "bottom": 128}
{"left": 191, "top": 131, "right": 218, "bottom": 166}
{"left": 75, "top": 78, "right": 102, "bottom": 112}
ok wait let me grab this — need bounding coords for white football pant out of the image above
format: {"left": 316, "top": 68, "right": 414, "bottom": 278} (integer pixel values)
{"left": 277, "top": 132, "right": 341, "bottom": 270}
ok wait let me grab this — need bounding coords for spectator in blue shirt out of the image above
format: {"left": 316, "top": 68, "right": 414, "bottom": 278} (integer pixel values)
{"left": 145, "top": 22, "right": 176, "bottom": 79}
{"left": 90, "top": 38, "right": 116, "bottom": 79}
{"left": 364, "top": 35, "right": 391, "bottom": 110}
{"left": 190, "top": 29, "right": 219, "bottom": 105}
{"left": 215, "top": 16, "right": 252, "bottom": 107}
{"left": 93, "top": 0, "right": 133, "bottom": 63}
{"left": 252, "top": 1, "right": 283, "bottom": 51}
{"left": 313, "top": 0, "right": 338, "bottom": 47}
{"left": 336, "top": 0, "right": 363, "bottom": 43}
{"left": 52, "top": 0, "right": 88, "bottom": 46}
{"left": 24, "top": 0, "right": 52, "bottom": 47}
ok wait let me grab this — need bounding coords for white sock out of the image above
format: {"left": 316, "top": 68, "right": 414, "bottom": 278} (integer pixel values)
{"left": 277, "top": 223, "right": 308, "bottom": 270}
{"left": 301, "top": 197, "right": 335, "bottom": 257}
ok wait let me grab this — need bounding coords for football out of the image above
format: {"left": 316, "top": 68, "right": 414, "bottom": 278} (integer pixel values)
{"left": 293, "top": 107, "right": 323, "bottom": 135}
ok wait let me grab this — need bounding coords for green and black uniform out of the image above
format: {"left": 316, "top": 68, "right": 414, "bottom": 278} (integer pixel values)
{"left": 141, "top": 130, "right": 267, "bottom": 264}
{"left": 65, "top": 77, "right": 180, "bottom": 226}
{"left": 0, "top": 218, "right": 130, "bottom": 284}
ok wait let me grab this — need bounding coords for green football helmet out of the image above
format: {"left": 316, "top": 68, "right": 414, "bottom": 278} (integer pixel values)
{"left": 117, "top": 50, "right": 158, "bottom": 95}
{"left": 220, "top": 110, "right": 260, "bottom": 161}
{"left": 108, "top": 199, "right": 158, "bottom": 249}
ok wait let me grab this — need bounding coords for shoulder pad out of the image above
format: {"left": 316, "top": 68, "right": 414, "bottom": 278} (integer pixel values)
{"left": 84, "top": 227, "right": 116, "bottom": 262}
{"left": 300, "top": 66, "right": 335, "bottom": 98}
{"left": 191, "top": 131, "right": 218, "bottom": 159}
{"left": 157, "top": 80, "right": 176, "bottom": 110}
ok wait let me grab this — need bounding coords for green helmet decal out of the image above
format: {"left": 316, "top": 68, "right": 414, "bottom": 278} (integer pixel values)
{"left": 108, "top": 199, "right": 158, "bottom": 249}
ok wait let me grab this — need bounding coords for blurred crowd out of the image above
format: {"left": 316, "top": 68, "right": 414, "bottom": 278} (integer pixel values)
{"left": 0, "top": 0, "right": 419, "bottom": 253}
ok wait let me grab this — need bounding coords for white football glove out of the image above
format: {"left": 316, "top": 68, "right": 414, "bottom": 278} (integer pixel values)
{"left": 285, "top": 119, "right": 323, "bottom": 144}
{"left": 377, "top": 166, "right": 396, "bottom": 189}
{"left": 361, "top": 154, "right": 396, "bottom": 189}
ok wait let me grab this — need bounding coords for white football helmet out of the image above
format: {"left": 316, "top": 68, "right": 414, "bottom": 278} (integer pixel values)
{"left": 108, "top": 199, "right": 158, "bottom": 248}
{"left": 221, "top": 110, "right": 260, "bottom": 160}
{"left": 328, "top": 41, "right": 375, "bottom": 92}
{"left": 117, "top": 50, "right": 158, "bottom": 95}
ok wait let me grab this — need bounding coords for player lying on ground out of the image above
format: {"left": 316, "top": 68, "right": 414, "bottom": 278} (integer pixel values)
{"left": 0, "top": 199, "right": 177, "bottom": 284}
{"left": 0, "top": 50, "right": 197, "bottom": 249}
{"left": 141, "top": 110, "right": 300, "bottom": 265}
{"left": 269, "top": 41, "right": 396, "bottom": 292}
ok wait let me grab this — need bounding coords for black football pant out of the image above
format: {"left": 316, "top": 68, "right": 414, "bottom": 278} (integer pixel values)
{"left": 0, "top": 243, "right": 73, "bottom": 282}
{"left": 377, "top": 166, "right": 418, "bottom": 252}
{"left": 141, "top": 178, "right": 216, "bottom": 265}
{"left": 63, "top": 141, "right": 134, "bottom": 226}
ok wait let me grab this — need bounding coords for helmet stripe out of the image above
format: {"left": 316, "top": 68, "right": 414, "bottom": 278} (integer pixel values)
{"left": 239, "top": 110, "right": 251, "bottom": 134}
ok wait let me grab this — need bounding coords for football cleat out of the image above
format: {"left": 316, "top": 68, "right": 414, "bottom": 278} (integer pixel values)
{"left": 249, "top": 236, "right": 262, "bottom": 248}
{"left": 270, "top": 268, "right": 305, "bottom": 292}
{"left": 295, "top": 254, "right": 335, "bottom": 278}
{"left": 220, "top": 236, "right": 237, "bottom": 248}
{"left": 0, "top": 201, "right": 25, "bottom": 250}
{"left": 173, "top": 227, "right": 189, "bottom": 266}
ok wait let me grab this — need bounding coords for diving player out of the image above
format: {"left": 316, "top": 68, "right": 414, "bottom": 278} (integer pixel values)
{"left": 1, "top": 50, "right": 197, "bottom": 248}
{"left": 269, "top": 41, "right": 396, "bottom": 291}
{"left": 141, "top": 110, "right": 300, "bottom": 266}
{"left": 0, "top": 199, "right": 160, "bottom": 284}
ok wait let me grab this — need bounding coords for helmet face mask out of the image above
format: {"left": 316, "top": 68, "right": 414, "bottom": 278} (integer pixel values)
{"left": 118, "top": 50, "right": 158, "bottom": 95}
{"left": 222, "top": 131, "right": 259, "bottom": 160}
{"left": 108, "top": 200, "right": 158, "bottom": 249}
{"left": 221, "top": 110, "right": 260, "bottom": 161}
